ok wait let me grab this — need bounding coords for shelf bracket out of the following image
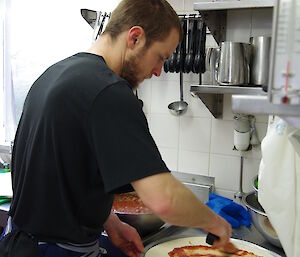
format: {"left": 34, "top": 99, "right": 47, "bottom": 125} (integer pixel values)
{"left": 81, "top": 9, "right": 97, "bottom": 29}
{"left": 192, "top": 92, "right": 223, "bottom": 118}
{"left": 190, "top": 85, "right": 266, "bottom": 119}
{"left": 198, "top": 10, "right": 226, "bottom": 44}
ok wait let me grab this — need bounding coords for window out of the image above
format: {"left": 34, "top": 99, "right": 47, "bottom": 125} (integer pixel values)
{"left": 0, "top": 0, "right": 16, "bottom": 145}
{"left": 0, "top": 0, "right": 4, "bottom": 142}
{"left": 0, "top": 0, "right": 120, "bottom": 144}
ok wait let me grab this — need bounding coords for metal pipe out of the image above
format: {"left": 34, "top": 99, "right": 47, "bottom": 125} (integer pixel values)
{"left": 234, "top": 155, "right": 244, "bottom": 199}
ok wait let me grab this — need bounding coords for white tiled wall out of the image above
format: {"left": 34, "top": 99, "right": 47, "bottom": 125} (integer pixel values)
{"left": 138, "top": 0, "right": 271, "bottom": 199}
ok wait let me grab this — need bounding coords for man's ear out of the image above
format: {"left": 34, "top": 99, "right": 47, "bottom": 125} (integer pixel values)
{"left": 127, "top": 26, "right": 145, "bottom": 49}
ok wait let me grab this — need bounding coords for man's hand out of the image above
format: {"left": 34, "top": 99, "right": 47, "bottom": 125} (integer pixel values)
{"left": 132, "top": 172, "right": 233, "bottom": 248}
{"left": 104, "top": 212, "right": 144, "bottom": 257}
{"left": 203, "top": 213, "right": 232, "bottom": 248}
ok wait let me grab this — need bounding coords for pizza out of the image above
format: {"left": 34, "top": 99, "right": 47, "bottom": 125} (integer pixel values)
{"left": 168, "top": 244, "right": 261, "bottom": 257}
{"left": 112, "top": 192, "right": 152, "bottom": 214}
{"left": 144, "top": 237, "right": 273, "bottom": 257}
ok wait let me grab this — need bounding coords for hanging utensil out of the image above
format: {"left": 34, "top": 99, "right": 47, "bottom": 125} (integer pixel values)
{"left": 163, "top": 59, "right": 170, "bottom": 73}
{"left": 193, "top": 19, "right": 206, "bottom": 74}
{"left": 100, "top": 12, "right": 110, "bottom": 35}
{"left": 168, "top": 49, "right": 177, "bottom": 73}
{"left": 168, "top": 72, "right": 188, "bottom": 116}
{"left": 199, "top": 21, "right": 207, "bottom": 74}
{"left": 192, "top": 19, "right": 201, "bottom": 74}
{"left": 92, "top": 11, "right": 102, "bottom": 42}
{"left": 93, "top": 12, "right": 108, "bottom": 42}
{"left": 175, "top": 18, "right": 187, "bottom": 73}
{"left": 184, "top": 18, "right": 196, "bottom": 73}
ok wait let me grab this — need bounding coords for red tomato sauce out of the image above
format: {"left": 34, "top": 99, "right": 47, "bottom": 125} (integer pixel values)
{"left": 112, "top": 192, "right": 152, "bottom": 214}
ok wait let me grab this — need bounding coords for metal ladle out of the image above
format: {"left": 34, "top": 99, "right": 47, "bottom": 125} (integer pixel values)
{"left": 168, "top": 72, "right": 188, "bottom": 116}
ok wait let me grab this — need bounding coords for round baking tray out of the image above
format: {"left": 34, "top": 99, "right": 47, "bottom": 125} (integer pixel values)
{"left": 141, "top": 235, "right": 282, "bottom": 257}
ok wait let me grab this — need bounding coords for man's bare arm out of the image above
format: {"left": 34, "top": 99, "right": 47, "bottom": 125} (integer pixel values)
{"left": 131, "top": 172, "right": 231, "bottom": 247}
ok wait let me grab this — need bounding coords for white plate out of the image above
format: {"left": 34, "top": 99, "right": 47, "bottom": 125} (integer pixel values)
{"left": 144, "top": 236, "right": 282, "bottom": 257}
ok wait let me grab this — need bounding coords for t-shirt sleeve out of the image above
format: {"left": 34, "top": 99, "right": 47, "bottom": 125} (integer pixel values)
{"left": 88, "top": 82, "right": 170, "bottom": 193}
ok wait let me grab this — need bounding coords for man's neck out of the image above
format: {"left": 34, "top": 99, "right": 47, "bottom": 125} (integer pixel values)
{"left": 86, "top": 34, "right": 126, "bottom": 75}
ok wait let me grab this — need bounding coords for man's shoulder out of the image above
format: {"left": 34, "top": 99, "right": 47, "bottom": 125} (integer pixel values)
{"left": 90, "top": 81, "right": 142, "bottom": 120}
{"left": 50, "top": 52, "right": 128, "bottom": 94}
{"left": 70, "top": 53, "right": 127, "bottom": 87}
{"left": 97, "top": 81, "right": 137, "bottom": 106}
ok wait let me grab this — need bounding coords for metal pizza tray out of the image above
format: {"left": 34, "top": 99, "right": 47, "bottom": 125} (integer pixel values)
{"left": 140, "top": 234, "right": 282, "bottom": 257}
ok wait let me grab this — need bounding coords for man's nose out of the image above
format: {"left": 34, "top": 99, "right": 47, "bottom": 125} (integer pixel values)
{"left": 152, "top": 64, "right": 163, "bottom": 77}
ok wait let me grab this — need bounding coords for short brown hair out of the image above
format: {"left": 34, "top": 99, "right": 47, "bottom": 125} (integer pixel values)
{"left": 103, "top": 0, "right": 182, "bottom": 47}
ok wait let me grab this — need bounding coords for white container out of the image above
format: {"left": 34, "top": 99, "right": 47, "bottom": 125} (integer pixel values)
{"left": 234, "top": 130, "right": 250, "bottom": 151}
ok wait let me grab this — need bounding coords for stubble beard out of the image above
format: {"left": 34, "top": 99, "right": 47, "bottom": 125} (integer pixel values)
{"left": 120, "top": 48, "right": 147, "bottom": 90}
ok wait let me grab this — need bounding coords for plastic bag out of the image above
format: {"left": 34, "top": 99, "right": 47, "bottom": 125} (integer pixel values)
{"left": 206, "top": 193, "right": 251, "bottom": 228}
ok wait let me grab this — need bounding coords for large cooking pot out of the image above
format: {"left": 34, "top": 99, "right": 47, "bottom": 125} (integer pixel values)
{"left": 243, "top": 192, "right": 282, "bottom": 248}
{"left": 114, "top": 212, "right": 165, "bottom": 237}
{"left": 112, "top": 192, "right": 165, "bottom": 237}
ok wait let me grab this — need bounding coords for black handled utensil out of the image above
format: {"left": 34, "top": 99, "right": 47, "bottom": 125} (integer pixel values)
{"left": 193, "top": 19, "right": 207, "bottom": 74}
{"left": 206, "top": 233, "right": 239, "bottom": 254}
{"left": 192, "top": 19, "right": 201, "bottom": 74}
{"left": 184, "top": 18, "right": 196, "bottom": 73}
{"left": 163, "top": 58, "right": 170, "bottom": 73}
{"left": 206, "top": 233, "right": 219, "bottom": 245}
{"left": 175, "top": 19, "right": 186, "bottom": 73}
{"left": 169, "top": 48, "right": 178, "bottom": 73}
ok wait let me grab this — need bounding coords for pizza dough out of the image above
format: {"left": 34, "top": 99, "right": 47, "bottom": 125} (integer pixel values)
{"left": 145, "top": 236, "right": 275, "bottom": 257}
{"left": 168, "top": 245, "right": 259, "bottom": 257}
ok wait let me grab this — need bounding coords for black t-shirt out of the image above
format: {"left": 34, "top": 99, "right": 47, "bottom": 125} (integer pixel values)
{"left": 9, "top": 52, "right": 169, "bottom": 244}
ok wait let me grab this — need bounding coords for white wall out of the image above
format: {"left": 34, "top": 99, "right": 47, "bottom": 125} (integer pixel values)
{"left": 137, "top": 0, "right": 272, "bottom": 199}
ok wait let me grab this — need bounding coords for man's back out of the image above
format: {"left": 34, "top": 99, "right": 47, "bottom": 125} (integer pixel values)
{"left": 9, "top": 53, "right": 123, "bottom": 243}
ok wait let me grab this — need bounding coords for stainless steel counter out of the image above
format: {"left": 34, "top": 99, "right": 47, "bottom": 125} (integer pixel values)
{"left": 142, "top": 224, "right": 286, "bottom": 257}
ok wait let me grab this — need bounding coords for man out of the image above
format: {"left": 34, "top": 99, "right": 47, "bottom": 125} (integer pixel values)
{"left": 0, "top": 0, "right": 232, "bottom": 256}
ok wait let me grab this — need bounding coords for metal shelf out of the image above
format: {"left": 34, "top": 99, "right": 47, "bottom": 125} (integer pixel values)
{"left": 190, "top": 85, "right": 267, "bottom": 118}
{"left": 191, "top": 85, "right": 266, "bottom": 95}
{"left": 193, "top": 0, "right": 274, "bottom": 44}
{"left": 232, "top": 95, "right": 300, "bottom": 116}
{"left": 190, "top": 1, "right": 275, "bottom": 118}
{"left": 194, "top": 0, "right": 275, "bottom": 11}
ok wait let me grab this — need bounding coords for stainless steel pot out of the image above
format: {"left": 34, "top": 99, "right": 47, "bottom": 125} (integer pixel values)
{"left": 250, "top": 36, "right": 271, "bottom": 87}
{"left": 205, "top": 47, "right": 220, "bottom": 85}
{"left": 252, "top": 175, "right": 258, "bottom": 197}
{"left": 114, "top": 211, "right": 165, "bottom": 237}
{"left": 216, "top": 42, "right": 251, "bottom": 85}
{"left": 243, "top": 192, "right": 282, "bottom": 248}
{"left": 112, "top": 192, "right": 165, "bottom": 237}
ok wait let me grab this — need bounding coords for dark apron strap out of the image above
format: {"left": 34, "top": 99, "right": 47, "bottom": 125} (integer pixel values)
{"left": 0, "top": 218, "right": 102, "bottom": 257}
{"left": 0, "top": 229, "right": 40, "bottom": 257}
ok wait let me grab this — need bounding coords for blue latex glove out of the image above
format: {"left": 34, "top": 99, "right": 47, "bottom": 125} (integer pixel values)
{"left": 206, "top": 193, "right": 251, "bottom": 228}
